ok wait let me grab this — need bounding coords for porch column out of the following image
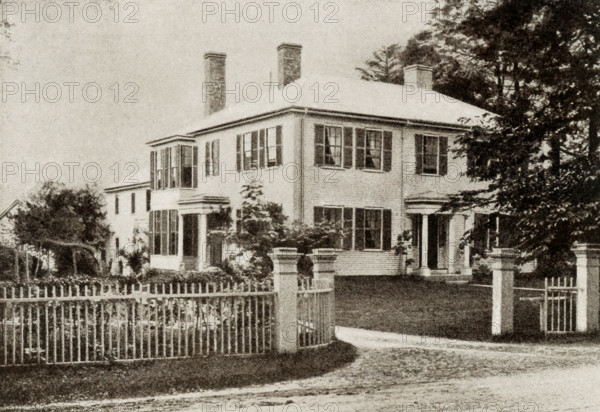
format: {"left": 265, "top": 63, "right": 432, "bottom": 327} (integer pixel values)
{"left": 447, "top": 215, "right": 457, "bottom": 274}
{"left": 420, "top": 214, "right": 431, "bottom": 276}
{"left": 177, "top": 213, "right": 184, "bottom": 271}
{"left": 462, "top": 214, "right": 473, "bottom": 276}
{"left": 198, "top": 213, "right": 208, "bottom": 270}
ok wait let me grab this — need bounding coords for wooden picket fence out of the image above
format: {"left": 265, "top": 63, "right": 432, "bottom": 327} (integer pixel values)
{"left": 0, "top": 281, "right": 276, "bottom": 366}
{"left": 297, "top": 278, "right": 334, "bottom": 348}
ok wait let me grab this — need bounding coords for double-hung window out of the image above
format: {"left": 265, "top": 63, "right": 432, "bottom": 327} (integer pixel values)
{"left": 365, "top": 130, "right": 383, "bottom": 170}
{"left": 181, "top": 146, "right": 194, "bottom": 187}
{"left": 243, "top": 133, "right": 254, "bottom": 170}
{"left": 324, "top": 126, "right": 343, "bottom": 166}
{"left": 415, "top": 135, "right": 448, "bottom": 175}
{"left": 364, "top": 209, "right": 382, "bottom": 250}
{"left": 266, "top": 127, "right": 278, "bottom": 167}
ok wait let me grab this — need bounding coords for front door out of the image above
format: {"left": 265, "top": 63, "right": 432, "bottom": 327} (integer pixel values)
{"left": 427, "top": 215, "right": 439, "bottom": 269}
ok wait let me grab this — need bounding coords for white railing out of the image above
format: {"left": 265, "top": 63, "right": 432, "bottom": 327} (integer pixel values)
{"left": 297, "top": 278, "right": 334, "bottom": 348}
{"left": 0, "top": 282, "right": 275, "bottom": 367}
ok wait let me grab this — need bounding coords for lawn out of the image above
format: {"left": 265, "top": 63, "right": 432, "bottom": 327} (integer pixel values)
{"left": 0, "top": 340, "right": 356, "bottom": 407}
{"left": 335, "top": 276, "right": 595, "bottom": 342}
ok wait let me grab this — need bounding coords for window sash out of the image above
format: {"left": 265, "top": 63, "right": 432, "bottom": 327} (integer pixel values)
{"left": 365, "top": 130, "right": 383, "bottom": 170}
{"left": 422, "top": 135, "right": 439, "bottom": 174}
{"left": 324, "top": 126, "right": 343, "bottom": 166}
{"left": 243, "top": 133, "right": 253, "bottom": 170}
{"left": 364, "top": 209, "right": 382, "bottom": 250}
{"left": 266, "top": 127, "right": 278, "bottom": 167}
{"left": 181, "top": 146, "right": 194, "bottom": 187}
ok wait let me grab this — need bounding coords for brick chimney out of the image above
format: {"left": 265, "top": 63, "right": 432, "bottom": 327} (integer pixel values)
{"left": 204, "top": 52, "right": 226, "bottom": 116}
{"left": 403, "top": 64, "right": 433, "bottom": 90}
{"left": 277, "top": 43, "right": 302, "bottom": 87}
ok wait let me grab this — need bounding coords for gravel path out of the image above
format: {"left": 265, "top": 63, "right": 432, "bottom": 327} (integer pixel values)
{"left": 20, "top": 327, "right": 600, "bottom": 411}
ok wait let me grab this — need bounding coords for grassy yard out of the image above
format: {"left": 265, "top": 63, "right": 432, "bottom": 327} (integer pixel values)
{"left": 0, "top": 341, "right": 356, "bottom": 407}
{"left": 335, "top": 276, "right": 597, "bottom": 343}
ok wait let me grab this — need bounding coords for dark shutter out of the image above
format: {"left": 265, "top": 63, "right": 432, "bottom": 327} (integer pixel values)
{"left": 355, "top": 129, "right": 365, "bottom": 169}
{"left": 313, "top": 207, "right": 324, "bottom": 223}
{"left": 343, "top": 127, "right": 353, "bottom": 169}
{"left": 314, "top": 124, "right": 324, "bottom": 165}
{"left": 439, "top": 136, "right": 448, "bottom": 176}
{"left": 276, "top": 125, "right": 283, "bottom": 165}
{"left": 259, "top": 129, "right": 266, "bottom": 168}
{"left": 175, "top": 145, "right": 182, "bottom": 187}
{"left": 146, "top": 189, "right": 151, "bottom": 212}
{"left": 382, "top": 209, "right": 392, "bottom": 250}
{"left": 383, "top": 131, "right": 393, "bottom": 172}
{"left": 150, "top": 151, "right": 155, "bottom": 190}
{"left": 236, "top": 134, "right": 242, "bottom": 171}
{"left": 343, "top": 208, "right": 353, "bottom": 250}
{"left": 149, "top": 211, "right": 154, "bottom": 255}
{"left": 192, "top": 146, "right": 198, "bottom": 188}
{"left": 251, "top": 131, "right": 258, "bottom": 168}
{"left": 415, "top": 134, "right": 423, "bottom": 174}
{"left": 354, "top": 208, "right": 365, "bottom": 250}
{"left": 212, "top": 140, "right": 220, "bottom": 175}
{"left": 161, "top": 210, "right": 168, "bottom": 255}
{"left": 205, "top": 141, "right": 211, "bottom": 176}
{"left": 161, "top": 149, "right": 168, "bottom": 188}
{"left": 165, "top": 147, "right": 171, "bottom": 188}
{"left": 131, "top": 193, "right": 135, "bottom": 214}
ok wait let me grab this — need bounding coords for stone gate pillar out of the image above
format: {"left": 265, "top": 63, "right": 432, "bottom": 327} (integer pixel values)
{"left": 490, "top": 248, "right": 518, "bottom": 336}
{"left": 573, "top": 243, "right": 600, "bottom": 333}
{"left": 271, "top": 247, "right": 299, "bottom": 353}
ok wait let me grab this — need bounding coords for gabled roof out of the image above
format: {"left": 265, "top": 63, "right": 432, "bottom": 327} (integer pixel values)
{"left": 0, "top": 200, "right": 22, "bottom": 220}
{"left": 148, "top": 75, "right": 488, "bottom": 143}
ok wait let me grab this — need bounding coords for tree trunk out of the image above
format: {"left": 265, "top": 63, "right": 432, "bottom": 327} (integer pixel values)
{"left": 72, "top": 249, "right": 78, "bottom": 276}
{"left": 590, "top": 104, "right": 599, "bottom": 157}
{"left": 34, "top": 245, "right": 40, "bottom": 278}
{"left": 14, "top": 247, "right": 19, "bottom": 282}
{"left": 24, "top": 251, "right": 30, "bottom": 283}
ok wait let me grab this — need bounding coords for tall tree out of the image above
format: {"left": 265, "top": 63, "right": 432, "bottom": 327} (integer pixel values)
{"left": 356, "top": 43, "right": 404, "bottom": 84}
{"left": 11, "top": 182, "right": 112, "bottom": 276}
{"left": 433, "top": 0, "right": 600, "bottom": 273}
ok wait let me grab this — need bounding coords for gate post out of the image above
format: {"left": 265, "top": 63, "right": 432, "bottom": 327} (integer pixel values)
{"left": 271, "top": 247, "right": 299, "bottom": 353}
{"left": 490, "top": 248, "right": 518, "bottom": 336}
{"left": 312, "top": 249, "right": 337, "bottom": 286}
{"left": 573, "top": 243, "right": 600, "bottom": 333}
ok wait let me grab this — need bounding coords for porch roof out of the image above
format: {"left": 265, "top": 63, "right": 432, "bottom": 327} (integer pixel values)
{"left": 178, "top": 194, "right": 230, "bottom": 206}
{"left": 405, "top": 191, "right": 449, "bottom": 204}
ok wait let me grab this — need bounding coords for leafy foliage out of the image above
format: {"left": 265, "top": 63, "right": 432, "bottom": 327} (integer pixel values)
{"left": 227, "top": 181, "right": 344, "bottom": 278}
{"left": 119, "top": 227, "right": 149, "bottom": 276}
{"left": 11, "top": 182, "right": 111, "bottom": 277}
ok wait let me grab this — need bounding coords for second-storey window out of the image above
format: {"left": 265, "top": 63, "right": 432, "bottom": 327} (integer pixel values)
{"left": 150, "top": 145, "right": 197, "bottom": 190}
{"left": 169, "top": 148, "right": 178, "bottom": 187}
{"left": 181, "top": 146, "right": 194, "bottom": 187}
{"left": 365, "top": 130, "right": 383, "bottom": 170}
{"left": 205, "top": 140, "right": 220, "bottom": 176}
{"left": 415, "top": 134, "right": 448, "bottom": 175}
{"left": 237, "top": 126, "right": 282, "bottom": 171}
{"left": 324, "top": 126, "right": 343, "bottom": 166}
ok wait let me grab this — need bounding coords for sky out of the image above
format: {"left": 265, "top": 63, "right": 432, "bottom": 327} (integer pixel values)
{"left": 0, "top": 0, "right": 433, "bottom": 211}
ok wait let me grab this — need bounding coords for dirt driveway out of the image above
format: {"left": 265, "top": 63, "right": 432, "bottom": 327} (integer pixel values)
{"left": 26, "top": 327, "right": 600, "bottom": 411}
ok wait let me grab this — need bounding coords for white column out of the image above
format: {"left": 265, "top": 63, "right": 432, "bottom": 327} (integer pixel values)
{"left": 198, "top": 214, "right": 208, "bottom": 270}
{"left": 177, "top": 214, "right": 184, "bottom": 271}
{"left": 272, "top": 248, "right": 299, "bottom": 353}
{"left": 490, "top": 248, "right": 518, "bottom": 336}
{"left": 420, "top": 214, "right": 431, "bottom": 277}
{"left": 448, "top": 215, "right": 456, "bottom": 274}
{"left": 574, "top": 243, "right": 600, "bottom": 333}
{"left": 462, "top": 214, "right": 473, "bottom": 277}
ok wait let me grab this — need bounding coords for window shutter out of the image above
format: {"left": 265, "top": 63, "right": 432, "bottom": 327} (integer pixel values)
{"left": 439, "top": 136, "right": 448, "bottom": 176}
{"left": 354, "top": 208, "right": 365, "bottom": 250}
{"left": 150, "top": 151, "right": 155, "bottom": 190}
{"left": 314, "top": 124, "right": 324, "bottom": 165}
{"left": 313, "top": 207, "right": 324, "bottom": 223}
{"left": 382, "top": 209, "right": 392, "bottom": 250}
{"left": 161, "top": 210, "right": 168, "bottom": 255}
{"left": 205, "top": 141, "right": 211, "bottom": 176}
{"left": 259, "top": 129, "right": 266, "bottom": 168}
{"left": 236, "top": 135, "right": 242, "bottom": 171}
{"left": 165, "top": 147, "right": 171, "bottom": 188}
{"left": 212, "top": 140, "right": 220, "bottom": 175}
{"left": 131, "top": 193, "right": 135, "bottom": 214}
{"left": 161, "top": 149, "right": 168, "bottom": 189}
{"left": 383, "top": 131, "right": 393, "bottom": 172}
{"left": 192, "top": 146, "right": 199, "bottom": 188}
{"left": 355, "top": 129, "right": 365, "bottom": 169}
{"left": 276, "top": 125, "right": 283, "bottom": 166}
{"left": 343, "top": 127, "right": 353, "bottom": 169}
{"left": 415, "top": 134, "right": 423, "bottom": 174}
{"left": 146, "top": 189, "right": 151, "bottom": 212}
{"left": 251, "top": 131, "right": 258, "bottom": 168}
{"left": 175, "top": 145, "right": 181, "bottom": 187}
{"left": 343, "top": 208, "right": 353, "bottom": 250}
{"left": 149, "top": 211, "right": 154, "bottom": 255}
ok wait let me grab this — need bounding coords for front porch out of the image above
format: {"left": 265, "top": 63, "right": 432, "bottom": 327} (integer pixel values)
{"left": 406, "top": 191, "right": 473, "bottom": 280}
{"left": 150, "top": 194, "right": 230, "bottom": 272}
